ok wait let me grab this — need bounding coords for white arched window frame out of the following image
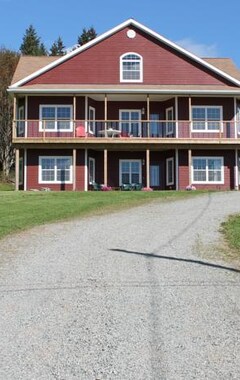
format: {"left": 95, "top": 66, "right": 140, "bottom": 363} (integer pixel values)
{"left": 120, "top": 52, "right": 143, "bottom": 82}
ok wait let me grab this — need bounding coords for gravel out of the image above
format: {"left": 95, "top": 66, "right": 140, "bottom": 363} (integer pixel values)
{"left": 0, "top": 191, "right": 240, "bottom": 380}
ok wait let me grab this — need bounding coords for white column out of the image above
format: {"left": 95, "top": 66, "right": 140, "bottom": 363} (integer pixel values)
{"left": 188, "top": 149, "right": 192, "bottom": 185}
{"left": 13, "top": 95, "right": 17, "bottom": 138}
{"left": 234, "top": 97, "right": 237, "bottom": 139}
{"left": 146, "top": 149, "right": 150, "bottom": 188}
{"left": 84, "top": 149, "right": 88, "bottom": 191}
{"left": 85, "top": 96, "right": 88, "bottom": 132}
{"left": 73, "top": 148, "right": 76, "bottom": 191}
{"left": 73, "top": 95, "right": 76, "bottom": 137}
{"left": 235, "top": 149, "right": 239, "bottom": 190}
{"left": 15, "top": 149, "right": 19, "bottom": 191}
{"left": 25, "top": 95, "right": 28, "bottom": 138}
{"left": 175, "top": 96, "right": 178, "bottom": 138}
{"left": 104, "top": 149, "right": 108, "bottom": 186}
{"left": 188, "top": 96, "right": 192, "bottom": 138}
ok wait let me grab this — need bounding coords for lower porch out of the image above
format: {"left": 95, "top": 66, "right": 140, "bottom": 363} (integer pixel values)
{"left": 15, "top": 147, "right": 239, "bottom": 192}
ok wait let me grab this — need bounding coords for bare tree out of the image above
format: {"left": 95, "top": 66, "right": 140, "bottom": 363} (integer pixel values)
{"left": 0, "top": 48, "right": 19, "bottom": 179}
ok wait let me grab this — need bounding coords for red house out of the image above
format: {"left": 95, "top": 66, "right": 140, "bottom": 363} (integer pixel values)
{"left": 9, "top": 19, "right": 240, "bottom": 191}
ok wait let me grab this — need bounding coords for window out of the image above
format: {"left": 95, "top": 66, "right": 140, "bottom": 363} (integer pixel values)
{"left": 120, "top": 110, "right": 141, "bottom": 137}
{"left": 166, "top": 107, "right": 175, "bottom": 136}
{"left": 150, "top": 114, "right": 160, "bottom": 137}
{"left": 89, "top": 157, "right": 95, "bottom": 184}
{"left": 19, "top": 157, "right": 23, "bottom": 186}
{"left": 39, "top": 156, "right": 72, "bottom": 183}
{"left": 17, "top": 106, "right": 25, "bottom": 136}
{"left": 192, "top": 106, "right": 222, "bottom": 132}
{"left": 119, "top": 160, "right": 142, "bottom": 185}
{"left": 120, "top": 53, "right": 143, "bottom": 82}
{"left": 88, "top": 106, "right": 95, "bottom": 134}
{"left": 166, "top": 157, "right": 174, "bottom": 186}
{"left": 192, "top": 157, "right": 224, "bottom": 183}
{"left": 40, "top": 105, "right": 73, "bottom": 131}
{"left": 150, "top": 165, "right": 160, "bottom": 186}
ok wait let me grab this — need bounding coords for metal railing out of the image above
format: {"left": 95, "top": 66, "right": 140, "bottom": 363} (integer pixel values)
{"left": 13, "top": 119, "right": 240, "bottom": 140}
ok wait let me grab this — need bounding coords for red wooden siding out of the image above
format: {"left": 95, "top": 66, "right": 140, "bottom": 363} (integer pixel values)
{"left": 178, "top": 149, "right": 235, "bottom": 190}
{"left": 24, "top": 26, "right": 235, "bottom": 87}
{"left": 26, "top": 149, "right": 85, "bottom": 191}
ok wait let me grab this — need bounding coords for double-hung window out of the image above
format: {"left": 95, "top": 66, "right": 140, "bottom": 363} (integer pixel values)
{"left": 192, "top": 157, "right": 224, "bottom": 183}
{"left": 120, "top": 53, "right": 143, "bottom": 82}
{"left": 192, "top": 106, "right": 222, "bottom": 132}
{"left": 40, "top": 105, "right": 73, "bottom": 131}
{"left": 119, "top": 160, "right": 142, "bottom": 185}
{"left": 39, "top": 156, "right": 72, "bottom": 183}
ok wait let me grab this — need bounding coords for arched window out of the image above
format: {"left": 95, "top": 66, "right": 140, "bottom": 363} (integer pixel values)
{"left": 120, "top": 53, "right": 143, "bottom": 82}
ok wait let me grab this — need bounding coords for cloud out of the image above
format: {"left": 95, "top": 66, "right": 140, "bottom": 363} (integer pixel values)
{"left": 175, "top": 37, "right": 218, "bottom": 58}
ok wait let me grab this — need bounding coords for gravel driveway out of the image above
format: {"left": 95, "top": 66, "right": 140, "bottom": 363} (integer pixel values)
{"left": 0, "top": 191, "right": 240, "bottom": 380}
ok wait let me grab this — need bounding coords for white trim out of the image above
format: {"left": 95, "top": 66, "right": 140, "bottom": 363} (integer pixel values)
{"left": 119, "top": 159, "right": 142, "bottom": 186}
{"left": 19, "top": 157, "right": 23, "bottom": 186}
{"left": 119, "top": 109, "right": 141, "bottom": 136}
{"left": 191, "top": 105, "right": 223, "bottom": 132}
{"left": 9, "top": 19, "right": 240, "bottom": 88}
{"left": 89, "top": 157, "right": 96, "bottom": 184}
{"left": 84, "top": 149, "right": 88, "bottom": 191}
{"left": 120, "top": 52, "right": 143, "bottom": 83}
{"left": 166, "top": 106, "right": 174, "bottom": 135}
{"left": 192, "top": 156, "right": 224, "bottom": 184}
{"left": 175, "top": 96, "right": 178, "bottom": 138}
{"left": 166, "top": 157, "right": 174, "bottom": 186}
{"left": 85, "top": 96, "right": 88, "bottom": 132}
{"left": 88, "top": 106, "right": 96, "bottom": 134}
{"left": 39, "top": 156, "right": 73, "bottom": 184}
{"left": 24, "top": 149, "right": 27, "bottom": 191}
{"left": 18, "top": 105, "right": 25, "bottom": 136}
{"left": 234, "top": 97, "right": 237, "bottom": 138}
{"left": 25, "top": 96, "right": 28, "bottom": 137}
{"left": 235, "top": 149, "right": 239, "bottom": 189}
{"left": 39, "top": 104, "right": 73, "bottom": 132}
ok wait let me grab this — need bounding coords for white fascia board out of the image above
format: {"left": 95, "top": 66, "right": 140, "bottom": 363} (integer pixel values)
{"left": 8, "top": 87, "right": 240, "bottom": 96}
{"left": 9, "top": 18, "right": 240, "bottom": 90}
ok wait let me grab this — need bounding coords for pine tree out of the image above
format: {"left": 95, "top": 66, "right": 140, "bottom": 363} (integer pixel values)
{"left": 20, "top": 25, "right": 47, "bottom": 56}
{"left": 77, "top": 27, "right": 97, "bottom": 46}
{"left": 49, "top": 37, "right": 65, "bottom": 56}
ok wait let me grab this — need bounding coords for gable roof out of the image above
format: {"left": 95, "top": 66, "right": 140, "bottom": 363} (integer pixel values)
{"left": 9, "top": 18, "right": 240, "bottom": 88}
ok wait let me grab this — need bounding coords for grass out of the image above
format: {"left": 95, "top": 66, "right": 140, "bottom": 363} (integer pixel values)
{"left": 0, "top": 190, "right": 204, "bottom": 240}
{"left": 0, "top": 181, "right": 14, "bottom": 191}
{"left": 221, "top": 214, "right": 240, "bottom": 253}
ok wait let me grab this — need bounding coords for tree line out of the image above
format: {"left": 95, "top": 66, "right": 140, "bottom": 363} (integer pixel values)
{"left": 0, "top": 25, "right": 97, "bottom": 179}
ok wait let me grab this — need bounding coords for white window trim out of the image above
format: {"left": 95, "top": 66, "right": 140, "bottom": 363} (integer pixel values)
{"left": 89, "top": 157, "right": 95, "bottom": 184}
{"left": 120, "top": 52, "right": 143, "bottom": 83}
{"left": 166, "top": 106, "right": 174, "bottom": 136}
{"left": 119, "top": 159, "right": 142, "bottom": 186}
{"left": 166, "top": 157, "right": 174, "bottom": 186}
{"left": 39, "top": 156, "right": 73, "bottom": 184}
{"left": 18, "top": 105, "right": 25, "bottom": 136}
{"left": 39, "top": 105, "right": 73, "bottom": 132}
{"left": 88, "top": 106, "right": 96, "bottom": 134}
{"left": 119, "top": 109, "right": 141, "bottom": 136}
{"left": 191, "top": 105, "right": 223, "bottom": 133}
{"left": 192, "top": 156, "right": 224, "bottom": 184}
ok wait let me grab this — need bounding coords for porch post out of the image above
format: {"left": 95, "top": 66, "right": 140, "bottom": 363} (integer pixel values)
{"left": 15, "top": 148, "right": 19, "bottom": 191}
{"left": 234, "top": 97, "right": 237, "bottom": 139}
{"left": 13, "top": 95, "right": 17, "bottom": 138}
{"left": 85, "top": 96, "right": 88, "bottom": 133}
{"left": 84, "top": 149, "right": 88, "bottom": 191}
{"left": 24, "top": 149, "right": 27, "bottom": 191}
{"left": 104, "top": 149, "right": 108, "bottom": 186}
{"left": 104, "top": 94, "right": 108, "bottom": 133}
{"left": 146, "top": 149, "right": 150, "bottom": 188}
{"left": 147, "top": 94, "right": 150, "bottom": 137}
{"left": 175, "top": 148, "right": 179, "bottom": 190}
{"left": 234, "top": 149, "right": 239, "bottom": 190}
{"left": 25, "top": 95, "right": 28, "bottom": 138}
{"left": 73, "top": 95, "right": 76, "bottom": 137}
{"left": 73, "top": 148, "right": 76, "bottom": 191}
{"left": 175, "top": 96, "right": 178, "bottom": 138}
{"left": 188, "top": 149, "right": 192, "bottom": 185}
{"left": 188, "top": 96, "right": 192, "bottom": 138}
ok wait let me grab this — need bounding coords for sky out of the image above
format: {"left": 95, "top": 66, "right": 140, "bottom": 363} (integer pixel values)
{"left": 1, "top": 0, "right": 240, "bottom": 67}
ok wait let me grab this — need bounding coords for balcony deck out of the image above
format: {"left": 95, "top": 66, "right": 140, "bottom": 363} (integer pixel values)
{"left": 13, "top": 119, "right": 240, "bottom": 148}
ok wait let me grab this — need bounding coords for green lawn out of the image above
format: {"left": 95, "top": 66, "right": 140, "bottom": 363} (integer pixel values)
{"left": 0, "top": 190, "right": 203, "bottom": 240}
{"left": 221, "top": 214, "right": 240, "bottom": 252}
{"left": 0, "top": 181, "right": 14, "bottom": 191}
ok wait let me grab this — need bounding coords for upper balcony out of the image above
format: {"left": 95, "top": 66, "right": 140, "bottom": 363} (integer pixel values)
{"left": 13, "top": 119, "right": 240, "bottom": 145}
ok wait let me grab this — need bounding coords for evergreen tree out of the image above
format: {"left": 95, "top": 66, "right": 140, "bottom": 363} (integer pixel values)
{"left": 77, "top": 27, "right": 97, "bottom": 46}
{"left": 20, "top": 25, "right": 47, "bottom": 56}
{"left": 49, "top": 37, "right": 65, "bottom": 56}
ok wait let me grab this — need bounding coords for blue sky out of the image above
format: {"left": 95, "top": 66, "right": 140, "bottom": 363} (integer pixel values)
{"left": 1, "top": 0, "right": 240, "bottom": 66}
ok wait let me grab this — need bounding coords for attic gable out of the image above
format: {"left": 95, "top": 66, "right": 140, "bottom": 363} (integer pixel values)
{"left": 10, "top": 19, "right": 240, "bottom": 88}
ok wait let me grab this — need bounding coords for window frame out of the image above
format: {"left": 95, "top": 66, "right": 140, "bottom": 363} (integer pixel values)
{"left": 39, "top": 156, "right": 73, "bottom": 184}
{"left": 166, "top": 157, "right": 174, "bottom": 186}
{"left": 88, "top": 106, "right": 96, "bottom": 134}
{"left": 166, "top": 107, "right": 174, "bottom": 136}
{"left": 120, "top": 52, "right": 143, "bottom": 83}
{"left": 191, "top": 106, "right": 223, "bottom": 132}
{"left": 89, "top": 157, "right": 96, "bottom": 184}
{"left": 119, "top": 109, "right": 141, "bottom": 137}
{"left": 119, "top": 159, "right": 142, "bottom": 186}
{"left": 18, "top": 105, "right": 25, "bottom": 136}
{"left": 39, "top": 105, "right": 73, "bottom": 132}
{"left": 192, "top": 156, "right": 224, "bottom": 184}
